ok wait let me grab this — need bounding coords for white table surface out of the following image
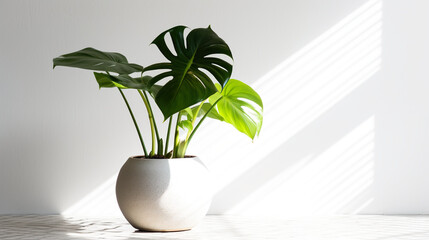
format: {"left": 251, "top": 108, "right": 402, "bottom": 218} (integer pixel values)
{"left": 1, "top": 215, "right": 429, "bottom": 240}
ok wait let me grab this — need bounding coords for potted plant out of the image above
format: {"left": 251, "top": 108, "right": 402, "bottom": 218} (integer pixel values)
{"left": 53, "top": 25, "right": 263, "bottom": 232}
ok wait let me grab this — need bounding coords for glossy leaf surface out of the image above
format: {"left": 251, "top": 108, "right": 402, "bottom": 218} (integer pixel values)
{"left": 178, "top": 120, "right": 193, "bottom": 132}
{"left": 196, "top": 103, "right": 224, "bottom": 121}
{"left": 144, "top": 26, "right": 233, "bottom": 119}
{"left": 93, "top": 73, "right": 161, "bottom": 97}
{"left": 53, "top": 48, "right": 143, "bottom": 74}
{"left": 217, "top": 79, "right": 263, "bottom": 139}
{"left": 181, "top": 102, "right": 224, "bottom": 125}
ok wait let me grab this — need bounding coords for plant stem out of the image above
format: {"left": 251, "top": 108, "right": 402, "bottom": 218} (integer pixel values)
{"left": 117, "top": 88, "right": 148, "bottom": 157}
{"left": 164, "top": 116, "right": 172, "bottom": 155}
{"left": 185, "top": 101, "right": 205, "bottom": 140}
{"left": 173, "top": 111, "right": 182, "bottom": 158}
{"left": 187, "top": 97, "right": 223, "bottom": 144}
{"left": 138, "top": 90, "right": 156, "bottom": 156}
{"left": 142, "top": 91, "right": 162, "bottom": 155}
{"left": 192, "top": 101, "right": 205, "bottom": 126}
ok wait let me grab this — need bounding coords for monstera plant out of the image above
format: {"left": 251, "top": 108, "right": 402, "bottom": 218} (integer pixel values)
{"left": 53, "top": 25, "right": 263, "bottom": 231}
{"left": 53, "top": 25, "right": 263, "bottom": 158}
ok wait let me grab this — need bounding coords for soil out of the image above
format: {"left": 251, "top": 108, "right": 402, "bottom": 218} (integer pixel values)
{"left": 133, "top": 155, "right": 196, "bottom": 159}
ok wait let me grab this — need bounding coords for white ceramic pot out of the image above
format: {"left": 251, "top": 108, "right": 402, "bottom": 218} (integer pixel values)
{"left": 116, "top": 156, "right": 212, "bottom": 232}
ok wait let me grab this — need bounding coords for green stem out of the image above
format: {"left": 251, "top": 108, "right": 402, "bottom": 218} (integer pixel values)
{"left": 186, "top": 101, "right": 205, "bottom": 140}
{"left": 142, "top": 91, "right": 162, "bottom": 154}
{"left": 117, "top": 88, "right": 148, "bottom": 157}
{"left": 187, "top": 97, "right": 223, "bottom": 144}
{"left": 138, "top": 90, "right": 156, "bottom": 156}
{"left": 164, "top": 117, "right": 172, "bottom": 155}
{"left": 173, "top": 111, "right": 182, "bottom": 158}
{"left": 193, "top": 101, "right": 205, "bottom": 125}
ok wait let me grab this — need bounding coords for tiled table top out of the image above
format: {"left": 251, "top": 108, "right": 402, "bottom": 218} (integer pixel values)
{"left": 1, "top": 215, "right": 429, "bottom": 239}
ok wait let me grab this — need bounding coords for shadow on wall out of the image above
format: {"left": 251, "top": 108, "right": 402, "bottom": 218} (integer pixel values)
{"left": 202, "top": 0, "right": 382, "bottom": 215}
{"left": 62, "top": 0, "right": 382, "bottom": 216}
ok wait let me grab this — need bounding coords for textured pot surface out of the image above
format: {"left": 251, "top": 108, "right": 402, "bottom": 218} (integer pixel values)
{"left": 116, "top": 156, "right": 212, "bottom": 232}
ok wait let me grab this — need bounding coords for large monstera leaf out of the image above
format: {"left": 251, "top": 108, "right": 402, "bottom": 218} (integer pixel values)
{"left": 214, "top": 79, "right": 263, "bottom": 140}
{"left": 144, "top": 25, "right": 233, "bottom": 119}
{"left": 53, "top": 48, "right": 143, "bottom": 74}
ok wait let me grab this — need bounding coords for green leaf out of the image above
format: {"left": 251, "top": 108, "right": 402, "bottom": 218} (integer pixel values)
{"left": 182, "top": 108, "right": 194, "bottom": 121}
{"left": 181, "top": 102, "right": 224, "bottom": 122}
{"left": 53, "top": 47, "right": 143, "bottom": 74}
{"left": 144, "top": 25, "right": 233, "bottom": 119}
{"left": 195, "top": 103, "right": 224, "bottom": 121}
{"left": 208, "top": 83, "right": 222, "bottom": 105}
{"left": 178, "top": 120, "right": 193, "bottom": 132}
{"left": 147, "top": 84, "right": 162, "bottom": 98}
{"left": 93, "top": 73, "right": 161, "bottom": 97}
{"left": 217, "top": 79, "right": 263, "bottom": 139}
{"left": 94, "top": 72, "right": 116, "bottom": 88}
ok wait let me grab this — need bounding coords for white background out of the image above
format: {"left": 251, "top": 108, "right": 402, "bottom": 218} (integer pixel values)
{"left": 1, "top": 0, "right": 429, "bottom": 216}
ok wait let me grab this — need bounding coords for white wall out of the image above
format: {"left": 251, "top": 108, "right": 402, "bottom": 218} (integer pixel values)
{"left": 1, "top": 0, "right": 429, "bottom": 216}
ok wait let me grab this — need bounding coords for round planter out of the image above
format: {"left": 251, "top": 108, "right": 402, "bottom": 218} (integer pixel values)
{"left": 116, "top": 156, "right": 212, "bottom": 232}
